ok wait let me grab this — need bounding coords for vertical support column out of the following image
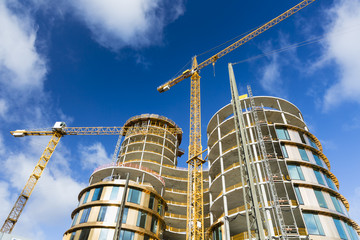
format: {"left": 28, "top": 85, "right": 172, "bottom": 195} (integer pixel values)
{"left": 174, "top": 137, "right": 179, "bottom": 166}
{"left": 159, "top": 126, "right": 167, "bottom": 175}
{"left": 228, "top": 63, "right": 266, "bottom": 240}
{"left": 216, "top": 114, "right": 230, "bottom": 240}
{"left": 277, "top": 99, "right": 288, "bottom": 125}
{"left": 208, "top": 175, "right": 214, "bottom": 225}
{"left": 139, "top": 120, "right": 150, "bottom": 168}
{"left": 113, "top": 173, "right": 130, "bottom": 240}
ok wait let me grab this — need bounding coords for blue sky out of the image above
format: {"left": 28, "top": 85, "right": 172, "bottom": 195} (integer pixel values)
{"left": 0, "top": 0, "right": 360, "bottom": 239}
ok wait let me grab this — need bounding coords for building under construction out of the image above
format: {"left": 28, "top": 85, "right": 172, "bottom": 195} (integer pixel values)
{"left": 62, "top": 95, "right": 360, "bottom": 239}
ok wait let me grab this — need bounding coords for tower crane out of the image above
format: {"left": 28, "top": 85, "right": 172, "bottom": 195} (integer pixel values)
{"left": 1, "top": 122, "right": 182, "bottom": 234}
{"left": 157, "top": 1, "right": 317, "bottom": 239}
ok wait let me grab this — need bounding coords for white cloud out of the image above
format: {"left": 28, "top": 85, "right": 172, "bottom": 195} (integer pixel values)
{"left": 67, "top": 0, "right": 185, "bottom": 50}
{"left": 260, "top": 54, "right": 281, "bottom": 94}
{"left": 0, "top": 0, "right": 47, "bottom": 91}
{"left": 79, "top": 142, "right": 111, "bottom": 169}
{"left": 321, "top": 0, "right": 360, "bottom": 109}
{"left": 0, "top": 99, "right": 8, "bottom": 119}
{"left": 0, "top": 138, "right": 86, "bottom": 239}
{"left": 257, "top": 34, "right": 297, "bottom": 96}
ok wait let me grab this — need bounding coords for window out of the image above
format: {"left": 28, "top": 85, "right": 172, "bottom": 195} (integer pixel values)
{"left": 79, "top": 228, "right": 90, "bottom": 240}
{"left": 313, "top": 154, "right": 323, "bottom": 166}
{"left": 294, "top": 186, "right": 304, "bottom": 205}
{"left": 79, "top": 208, "right": 91, "bottom": 223}
{"left": 97, "top": 206, "right": 107, "bottom": 222}
{"left": 303, "top": 213, "right": 325, "bottom": 235}
{"left": 151, "top": 217, "right": 158, "bottom": 233}
{"left": 128, "top": 188, "right": 142, "bottom": 204}
{"left": 345, "top": 223, "right": 359, "bottom": 240}
{"left": 299, "top": 133, "right": 306, "bottom": 144}
{"left": 69, "top": 231, "right": 76, "bottom": 240}
{"left": 92, "top": 187, "right": 103, "bottom": 201}
{"left": 149, "top": 194, "right": 155, "bottom": 210}
{"left": 99, "top": 229, "right": 109, "bottom": 240}
{"left": 333, "top": 218, "right": 348, "bottom": 239}
{"left": 310, "top": 139, "right": 318, "bottom": 149}
{"left": 122, "top": 207, "right": 129, "bottom": 224}
{"left": 314, "top": 190, "right": 328, "bottom": 208}
{"left": 314, "top": 170, "right": 325, "bottom": 185}
{"left": 212, "top": 226, "right": 222, "bottom": 240}
{"left": 298, "top": 147, "right": 309, "bottom": 161}
{"left": 331, "top": 196, "right": 345, "bottom": 214}
{"left": 119, "top": 230, "right": 135, "bottom": 240}
{"left": 276, "top": 128, "right": 290, "bottom": 140}
{"left": 281, "top": 144, "right": 288, "bottom": 158}
{"left": 110, "top": 186, "right": 119, "bottom": 200}
{"left": 71, "top": 212, "right": 79, "bottom": 227}
{"left": 288, "top": 165, "right": 305, "bottom": 180}
{"left": 325, "top": 175, "right": 337, "bottom": 191}
{"left": 157, "top": 200, "right": 163, "bottom": 215}
{"left": 82, "top": 191, "right": 90, "bottom": 204}
{"left": 137, "top": 210, "right": 147, "bottom": 228}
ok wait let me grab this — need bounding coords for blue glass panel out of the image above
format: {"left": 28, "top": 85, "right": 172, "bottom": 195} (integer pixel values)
{"left": 314, "top": 190, "right": 328, "bottom": 208}
{"left": 71, "top": 212, "right": 79, "bottom": 227}
{"left": 313, "top": 154, "right": 322, "bottom": 166}
{"left": 294, "top": 186, "right": 304, "bottom": 205}
{"left": 97, "top": 206, "right": 107, "bottom": 222}
{"left": 297, "top": 166, "right": 305, "bottom": 180}
{"left": 276, "top": 128, "right": 290, "bottom": 140}
{"left": 303, "top": 213, "right": 324, "bottom": 235}
{"left": 314, "top": 170, "right": 325, "bottom": 185}
{"left": 298, "top": 147, "right": 309, "bottom": 161}
{"left": 99, "top": 229, "right": 109, "bottom": 240}
{"left": 281, "top": 144, "right": 288, "bottom": 158}
{"left": 70, "top": 232, "right": 76, "bottom": 240}
{"left": 82, "top": 191, "right": 89, "bottom": 204}
{"left": 79, "top": 208, "right": 91, "bottom": 223}
{"left": 334, "top": 218, "right": 348, "bottom": 239}
{"left": 325, "top": 176, "right": 337, "bottom": 191}
{"left": 137, "top": 211, "right": 147, "bottom": 228}
{"left": 110, "top": 186, "right": 119, "bottom": 200}
{"left": 128, "top": 188, "right": 142, "bottom": 204}
{"left": 92, "top": 187, "right": 103, "bottom": 201}
{"left": 346, "top": 224, "right": 359, "bottom": 240}
{"left": 331, "top": 196, "right": 344, "bottom": 214}
{"left": 122, "top": 207, "right": 129, "bottom": 224}
{"left": 310, "top": 139, "right": 318, "bottom": 149}
{"left": 288, "top": 165, "right": 300, "bottom": 180}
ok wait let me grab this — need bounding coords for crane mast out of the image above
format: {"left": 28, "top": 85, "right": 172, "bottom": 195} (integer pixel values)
{"left": 157, "top": 1, "right": 317, "bottom": 239}
{"left": 187, "top": 57, "right": 205, "bottom": 240}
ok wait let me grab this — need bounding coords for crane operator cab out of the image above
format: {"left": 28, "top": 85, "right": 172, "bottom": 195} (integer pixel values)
{"left": 52, "top": 122, "right": 66, "bottom": 133}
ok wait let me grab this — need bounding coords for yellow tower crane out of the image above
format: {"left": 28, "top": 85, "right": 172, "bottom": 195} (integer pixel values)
{"left": 1, "top": 122, "right": 182, "bottom": 234}
{"left": 157, "top": 1, "right": 317, "bottom": 239}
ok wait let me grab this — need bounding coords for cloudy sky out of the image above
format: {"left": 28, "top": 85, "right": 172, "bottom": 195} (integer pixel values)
{"left": 0, "top": 0, "right": 360, "bottom": 239}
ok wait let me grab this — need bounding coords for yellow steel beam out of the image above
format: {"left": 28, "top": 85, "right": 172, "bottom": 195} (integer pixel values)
{"left": 0, "top": 132, "right": 62, "bottom": 233}
{"left": 10, "top": 126, "right": 183, "bottom": 137}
